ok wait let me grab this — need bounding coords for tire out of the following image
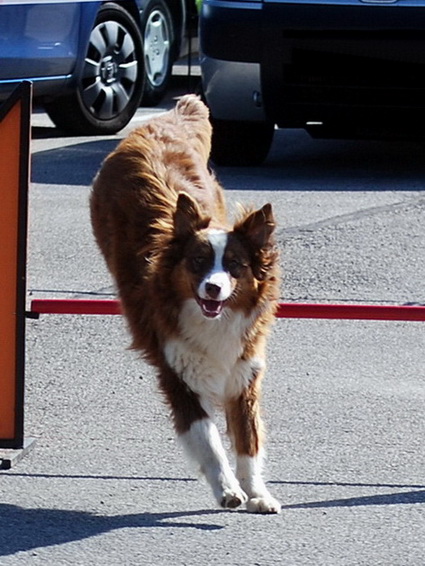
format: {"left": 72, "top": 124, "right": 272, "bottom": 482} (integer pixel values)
{"left": 45, "top": 3, "right": 145, "bottom": 135}
{"left": 141, "top": 0, "right": 174, "bottom": 106}
{"left": 210, "top": 118, "right": 275, "bottom": 166}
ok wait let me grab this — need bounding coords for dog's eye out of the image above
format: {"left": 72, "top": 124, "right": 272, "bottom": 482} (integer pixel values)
{"left": 228, "top": 259, "right": 241, "bottom": 270}
{"left": 191, "top": 256, "right": 207, "bottom": 271}
{"left": 227, "top": 259, "right": 247, "bottom": 276}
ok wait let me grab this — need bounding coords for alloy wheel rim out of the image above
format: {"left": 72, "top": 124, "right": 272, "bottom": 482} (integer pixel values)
{"left": 81, "top": 20, "right": 139, "bottom": 120}
{"left": 144, "top": 9, "right": 170, "bottom": 88}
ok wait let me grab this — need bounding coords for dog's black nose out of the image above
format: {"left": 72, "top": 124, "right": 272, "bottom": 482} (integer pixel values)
{"left": 205, "top": 282, "right": 221, "bottom": 299}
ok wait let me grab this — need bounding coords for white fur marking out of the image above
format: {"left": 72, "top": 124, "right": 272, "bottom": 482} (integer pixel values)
{"left": 181, "top": 419, "right": 247, "bottom": 507}
{"left": 236, "top": 453, "right": 281, "bottom": 514}
{"left": 236, "top": 452, "right": 266, "bottom": 497}
{"left": 164, "top": 300, "right": 259, "bottom": 403}
{"left": 198, "top": 231, "right": 232, "bottom": 301}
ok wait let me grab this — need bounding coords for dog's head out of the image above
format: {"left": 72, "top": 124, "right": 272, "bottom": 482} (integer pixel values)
{"left": 170, "top": 193, "right": 278, "bottom": 319}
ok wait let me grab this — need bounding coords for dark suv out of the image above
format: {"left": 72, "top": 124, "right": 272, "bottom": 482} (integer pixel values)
{"left": 200, "top": 0, "right": 425, "bottom": 165}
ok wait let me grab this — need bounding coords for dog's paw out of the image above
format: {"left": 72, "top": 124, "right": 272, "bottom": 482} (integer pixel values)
{"left": 246, "top": 495, "right": 281, "bottom": 514}
{"left": 220, "top": 488, "right": 248, "bottom": 510}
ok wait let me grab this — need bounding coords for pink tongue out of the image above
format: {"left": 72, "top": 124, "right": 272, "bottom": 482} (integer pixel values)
{"left": 200, "top": 299, "right": 223, "bottom": 318}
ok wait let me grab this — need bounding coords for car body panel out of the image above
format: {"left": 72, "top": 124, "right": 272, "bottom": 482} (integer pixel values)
{"left": 0, "top": 0, "right": 192, "bottom": 102}
{"left": 200, "top": 0, "right": 425, "bottom": 137}
{"left": 0, "top": 2, "right": 101, "bottom": 97}
{"left": 202, "top": 58, "right": 265, "bottom": 121}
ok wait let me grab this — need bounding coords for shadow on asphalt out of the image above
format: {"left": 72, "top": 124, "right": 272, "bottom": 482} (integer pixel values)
{"left": 31, "top": 128, "right": 425, "bottom": 191}
{"left": 5, "top": 472, "right": 424, "bottom": 491}
{"left": 1, "top": 488, "right": 424, "bottom": 555}
{"left": 1, "top": 472, "right": 196, "bottom": 482}
{"left": 216, "top": 130, "right": 425, "bottom": 192}
{"left": 31, "top": 138, "right": 119, "bottom": 186}
{"left": 32, "top": 125, "right": 84, "bottom": 140}
{"left": 0, "top": 505, "right": 224, "bottom": 556}
{"left": 281, "top": 489, "right": 425, "bottom": 510}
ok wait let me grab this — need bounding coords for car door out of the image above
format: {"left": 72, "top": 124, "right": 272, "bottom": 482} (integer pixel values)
{"left": 0, "top": 2, "right": 83, "bottom": 80}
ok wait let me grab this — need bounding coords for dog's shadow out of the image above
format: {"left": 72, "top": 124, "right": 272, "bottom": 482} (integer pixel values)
{"left": 0, "top": 503, "right": 225, "bottom": 556}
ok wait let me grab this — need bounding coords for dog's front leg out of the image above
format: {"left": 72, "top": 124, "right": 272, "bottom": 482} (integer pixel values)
{"left": 226, "top": 374, "right": 281, "bottom": 514}
{"left": 181, "top": 417, "right": 248, "bottom": 509}
{"left": 158, "top": 365, "right": 247, "bottom": 509}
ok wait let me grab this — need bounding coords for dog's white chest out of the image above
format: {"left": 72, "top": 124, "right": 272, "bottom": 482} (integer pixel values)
{"left": 163, "top": 299, "right": 263, "bottom": 403}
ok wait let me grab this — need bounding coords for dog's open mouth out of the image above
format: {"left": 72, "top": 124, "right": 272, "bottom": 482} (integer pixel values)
{"left": 196, "top": 297, "right": 225, "bottom": 318}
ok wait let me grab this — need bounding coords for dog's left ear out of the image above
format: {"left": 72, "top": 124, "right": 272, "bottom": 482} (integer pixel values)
{"left": 174, "top": 192, "right": 210, "bottom": 240}
{"left": 234, "top": 204, "right": 277, "bottom": 280}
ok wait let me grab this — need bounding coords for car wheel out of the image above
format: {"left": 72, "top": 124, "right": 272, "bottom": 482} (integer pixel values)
{"left": 44, "top": 3, "right": 145, "bottom": 135}
{"left": 209, "top": 118, "right": 275, "bottom": 166}
{"left": 141, "top": 0, "right": 174, "bottom": 106}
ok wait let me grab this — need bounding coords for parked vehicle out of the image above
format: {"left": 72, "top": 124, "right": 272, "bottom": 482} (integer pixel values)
{"left": 0, "top": 0, "right": 197, "bottom": 134}
{"left": 200, "top": 0, "right": 425, "bottom": 165}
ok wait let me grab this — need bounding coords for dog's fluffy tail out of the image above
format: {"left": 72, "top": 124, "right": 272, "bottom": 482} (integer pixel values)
{"left": 176, "top": 94, "right": 210, "bottom": 121}
{"left": 174, "top": 95, "right": 212, "bottom": 163}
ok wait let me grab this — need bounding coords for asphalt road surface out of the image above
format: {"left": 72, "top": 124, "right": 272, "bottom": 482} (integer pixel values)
{"left": 1, "top": 81, "right": 424, "bottom": 565}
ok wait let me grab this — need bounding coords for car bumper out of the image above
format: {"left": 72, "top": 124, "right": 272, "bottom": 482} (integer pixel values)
{"left": 201, "top": 57, "right": 266, "bottom": 121}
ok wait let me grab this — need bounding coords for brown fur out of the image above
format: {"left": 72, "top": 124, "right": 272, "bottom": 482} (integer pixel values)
{"left": 90, "top": 95, "right": 281, "bottom": 513}
{"left": 91, "top": 96, "right": 278, "bottom": 365}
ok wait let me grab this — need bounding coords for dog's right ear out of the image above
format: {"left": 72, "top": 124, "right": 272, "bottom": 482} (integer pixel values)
{"left": 173, "top": 193, "right": 210, "bottom": 240}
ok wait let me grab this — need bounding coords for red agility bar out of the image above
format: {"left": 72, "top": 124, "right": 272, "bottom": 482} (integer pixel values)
{"left": 275, "top": 302, "right": 425, "bottom": 321}
{"left": 29, "top": 299, "right": 121, "bottom": 316}
{"left": 29, "top": 299, "right": 425, "bottom": 321}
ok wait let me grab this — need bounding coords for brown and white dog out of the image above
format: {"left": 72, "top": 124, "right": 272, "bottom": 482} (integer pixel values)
{"left": 90, "top": 95, "right": 281, "bottom": 513}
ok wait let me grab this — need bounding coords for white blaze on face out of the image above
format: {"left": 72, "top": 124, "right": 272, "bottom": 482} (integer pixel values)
{"left": 198, "top": 230, "right": 232, "bottom": 302}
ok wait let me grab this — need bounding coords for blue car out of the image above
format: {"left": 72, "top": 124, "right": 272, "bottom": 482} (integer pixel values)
{"left": 200, "top": 0, "right": 425, "bottom": 165}
{"left": 0, "top": 0, "right": 197, "bottom": 134}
